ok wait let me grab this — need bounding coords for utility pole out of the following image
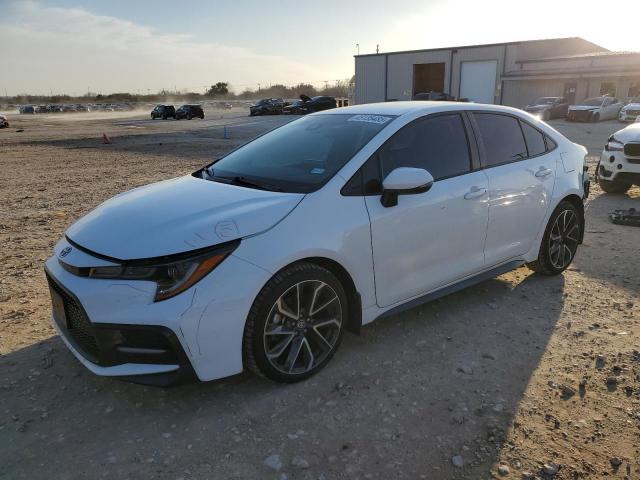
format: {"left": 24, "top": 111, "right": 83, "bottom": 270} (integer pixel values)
{"left": 356, "top": 43, "right": 360, "bottom": 55}
{"left": 376, "top": 44, "right": 379, "bottom": 54}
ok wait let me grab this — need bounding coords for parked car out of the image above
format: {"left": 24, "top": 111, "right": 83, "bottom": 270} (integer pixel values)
{"left": 0, "top": 114, "right": 9, "bottom": 128}
{"left": 249, "top": 98, "right": 285, "bottom": 116}
{"left": 176, "top": 104, "right": 205, "bottom": 120}
{"left": 618, "top": 97, "right": 640, "bottom": 122}
{"left": 567, "top": 96, "right": 624, "bottom": 122}
{"left": 44, "top": 102, "right": 589, "bottom": 385}
{"left": 151, "top": 105, "right": 176, "bottom": 119}
{"left": 283, "top": 95, "right": 337, "bottom": 115}
{"left": 597, "top": 122, "right": 640, "bottom": 193}
{"left": 524, "top": 97, "right": 569, "bottom": 120}
{"left": 19, "top": 105, "right": 35, "bottom": 114}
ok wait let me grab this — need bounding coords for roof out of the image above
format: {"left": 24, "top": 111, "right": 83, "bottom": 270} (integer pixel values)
{"left": 355, "top": 37, "right": 606, "bottom": 58}
{"left": 517, "top": 50, "right": 640, "bottom": 63}
{"left": 320, "top": 101, "right": 528, "bottom": 117}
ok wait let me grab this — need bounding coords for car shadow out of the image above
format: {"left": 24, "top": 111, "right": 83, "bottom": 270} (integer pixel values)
{"left": 0, "top": 269, "right": 565, "bottom": 479}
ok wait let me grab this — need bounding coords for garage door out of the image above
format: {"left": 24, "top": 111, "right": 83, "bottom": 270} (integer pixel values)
{"left": 460, "top": 60, "right": 498, "bottom": 104}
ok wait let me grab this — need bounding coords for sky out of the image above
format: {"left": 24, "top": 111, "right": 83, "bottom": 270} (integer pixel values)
{"left": 1, "top": 0, "right": 639, "bottom": 96}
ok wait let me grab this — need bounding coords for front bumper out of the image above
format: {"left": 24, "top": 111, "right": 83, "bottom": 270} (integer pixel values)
{"left": 44, "top": 237, "right": 272, "bottom": 383}
{"left": 619, "top": 112, "right": 640, "bottom": 122}
{"left": 599, "top": 149, "right": 640, "bottom": 185}
{"left": 46, "top": 268, "right": 196, "bottom": 386}
{"left": 567, "top": 110, "right": 596, "bottom": 122}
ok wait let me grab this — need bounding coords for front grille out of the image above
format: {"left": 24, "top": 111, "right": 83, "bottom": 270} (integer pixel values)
{"left": 624, "top": 143, "right": 640, "bottom": 157}
{"left": 625, "top": 110, "right": 640, "bottom": 116}
{"left": 46, "top": 273, "right": 100, "bottom": 360}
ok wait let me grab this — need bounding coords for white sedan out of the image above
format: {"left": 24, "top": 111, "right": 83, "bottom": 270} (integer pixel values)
{"left": 45, "top": 102, "right": 589, "bottom": 385}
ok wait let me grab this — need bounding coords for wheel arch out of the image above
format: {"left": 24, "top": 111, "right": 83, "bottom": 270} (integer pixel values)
{"left": 559, "top": 194, "right": 585, "bottom": 244}
{"left": 272, "top": 257, "right": 362, "bottom": 335}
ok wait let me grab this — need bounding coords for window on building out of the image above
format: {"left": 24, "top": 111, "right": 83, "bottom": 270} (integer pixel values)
{"left": 472, "top": 113, "right": 528, "bottom": 167}
{"left": 520, "top": 121, "right": 546, "bottom": 157}
{"left": 600, "top": 82, "right": 617, "bottom": 97}
{"left": 379, "top": 114, "right": 471, "bottom": 181}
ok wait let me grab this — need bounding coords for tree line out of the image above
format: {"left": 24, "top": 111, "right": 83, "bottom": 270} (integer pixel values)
{"left": 6, "top": 79, "right": 354, "bottom": 105}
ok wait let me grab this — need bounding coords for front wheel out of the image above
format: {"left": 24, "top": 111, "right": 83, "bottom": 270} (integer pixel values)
{"left": 591, "top": 112, "right": 600, "bottom": 123}
{"left": 243, "top": 262, "right": 347, "bottom": 383}
{"left": 527, "top": 201, "right": 582, "bottom": 275}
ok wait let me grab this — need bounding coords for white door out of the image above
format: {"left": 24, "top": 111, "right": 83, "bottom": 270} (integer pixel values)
{"left": 472, "top": 113, "right": 557, "bottom": 265}
{"left": 364, "top": 113, "right": 490, "bottom": 307}
{"left": 460, "top": 61, "right": 498, "bottom": 104}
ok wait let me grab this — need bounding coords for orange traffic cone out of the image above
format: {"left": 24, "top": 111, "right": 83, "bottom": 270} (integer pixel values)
{"left": 102, "top": 133, "right": 112, "bottom": 144}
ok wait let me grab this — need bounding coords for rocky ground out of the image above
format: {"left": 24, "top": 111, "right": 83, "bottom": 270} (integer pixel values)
{"left": 0, "top": 111, "right": 638, "bottom": 479}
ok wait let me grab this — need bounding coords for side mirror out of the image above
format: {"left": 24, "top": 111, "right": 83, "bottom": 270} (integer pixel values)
{"left": 380, "top": 167, "right": 434, "bottom": 207}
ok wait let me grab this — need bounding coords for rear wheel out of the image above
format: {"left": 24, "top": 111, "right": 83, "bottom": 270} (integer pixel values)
{"left": 527, "top": 201, "right": 582, "bottom": 275}
{"left": 591, "top": 112, "right": 600, "bottom": 123}
{"left": 243, "top": 262, "right": 347, "bottom": 383}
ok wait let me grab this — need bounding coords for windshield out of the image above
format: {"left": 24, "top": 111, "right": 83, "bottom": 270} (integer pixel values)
{"left": 583, "top": 97, "right": 603, "bottom": 106}
{"left": 207, "top": 114, "right": 395, "bottom": 193}
{"left": 534, "top": 97, "right": 556, "bottom": 104}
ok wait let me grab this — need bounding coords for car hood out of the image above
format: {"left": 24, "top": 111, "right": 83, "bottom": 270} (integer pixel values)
{"left": 66, "top": 175, "right": 304, "bottom": 260}
{"left": 622, "top": 103, "right": 640, "bottom": 110}
{"left": 611, "top": 122, "right": 640, "bottom": 143}
{"left": 569, "top": 105, "right": 600, "bottom": 111}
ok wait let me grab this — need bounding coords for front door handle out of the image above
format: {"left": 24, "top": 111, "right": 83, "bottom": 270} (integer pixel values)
{"left": 535, "top": 167, "right": 553, "bottom": 178}
{"left": 464, "top": 186, "right": 487, "bottom": 200}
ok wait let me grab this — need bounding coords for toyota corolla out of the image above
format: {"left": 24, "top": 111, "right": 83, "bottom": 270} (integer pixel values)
{"left": 45, "top": 102, "right": 589, "bottom": 385}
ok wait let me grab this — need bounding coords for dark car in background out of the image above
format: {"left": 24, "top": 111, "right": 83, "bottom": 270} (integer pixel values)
{"left": 249, "top": 98, "right": 285, "bottom": 116}
{"left": 151, "top": 105, "right": 176, "bottom": 120}
{"left": 524, "top": 97, "right": 569, "bottom": 120}
{"left": 283, "top": 95, "right": 337, "bottom": 115}
{"left": 19, "top": 105, "right": 35, "bottom": 114}
{"left": 175, "top": 104, "right": 205, "bottom": 120}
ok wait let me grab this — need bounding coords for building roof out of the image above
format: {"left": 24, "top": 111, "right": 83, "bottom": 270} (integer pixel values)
{"left": 355, "top": 37, "right": 606, "bottom": 58}
{"left": 517, "top": 51, "right": 640, "bottom": 63}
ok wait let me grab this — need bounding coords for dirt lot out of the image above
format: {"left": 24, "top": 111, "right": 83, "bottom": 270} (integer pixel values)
{"left": 0, "top": 110, "right": 638, "bottom": 480}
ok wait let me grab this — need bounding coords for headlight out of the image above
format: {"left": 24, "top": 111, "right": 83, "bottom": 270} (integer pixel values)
{"left": 81, "top": 241, "right": 238, "bottom": 302}
{"left": 605, "top": 135, "right": 624, "bottom": 152}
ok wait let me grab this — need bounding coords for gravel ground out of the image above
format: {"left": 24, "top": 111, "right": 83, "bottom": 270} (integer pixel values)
{"left": 0, "top": 111, "right": 638, "bottom": 480}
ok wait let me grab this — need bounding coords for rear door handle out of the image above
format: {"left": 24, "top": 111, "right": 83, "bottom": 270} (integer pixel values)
{"left": 535, "top": 167, "right": 553, "bottom": 178}
{"left": 464, "top": 186, "right": 487, "bottom": 200}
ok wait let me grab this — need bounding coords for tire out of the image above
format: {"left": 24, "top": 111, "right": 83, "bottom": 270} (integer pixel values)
{"left": 527, "top": 201, "right": 582, "bottom": 276}
{"left": 243, "top": 262, "right": 347, "bottom": 383}
{"left": 162, "top": 115, "right": 167, "bottom": 120}
{"left": 591, "top": 113, "right": 600, "bottom": 123}
{"left": 187, "top": 114, "right": 192, "bottom": 120}
{"left": 598, "top": 178, "right": 631, "bottom": 194}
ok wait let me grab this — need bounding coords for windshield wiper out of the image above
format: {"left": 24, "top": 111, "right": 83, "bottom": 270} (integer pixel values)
{"left": 208, "top": 172, "right": 282, "bottom": 192}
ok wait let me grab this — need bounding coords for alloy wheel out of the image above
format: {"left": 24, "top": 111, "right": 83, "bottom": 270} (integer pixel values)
{"left": 548, "top": 209, "right": 579, "bottom": 269}
{"left": 263, "top": 280, "right": 342, "bottom": 375}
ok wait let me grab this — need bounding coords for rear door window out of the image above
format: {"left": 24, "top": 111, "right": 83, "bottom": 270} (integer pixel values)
{"left": 473, "top": 113, "right": 528, "bottom": 167}
{"left": 520, "top": 121, "right": 546, "bottom": 157}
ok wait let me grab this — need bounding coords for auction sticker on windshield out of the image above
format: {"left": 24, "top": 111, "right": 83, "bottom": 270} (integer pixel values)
{"left": 347, "top": 114, "right": 392, "bottom": 125}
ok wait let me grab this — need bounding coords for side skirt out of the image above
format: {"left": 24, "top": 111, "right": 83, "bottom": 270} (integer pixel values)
{"left": 375, "top": 260, "right": 524, "bottom": 321}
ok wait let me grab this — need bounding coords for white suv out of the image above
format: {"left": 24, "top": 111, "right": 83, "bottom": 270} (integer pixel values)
{"left": 45, "top": 102, "right": 589, "bottom": 385}
{"left": 598, "top": 122, "right": 640, "bottom": 193}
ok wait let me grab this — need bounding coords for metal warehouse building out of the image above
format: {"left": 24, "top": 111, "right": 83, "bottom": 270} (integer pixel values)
{"left": 354, "top": 37, "right": 640, "bottom": 107}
